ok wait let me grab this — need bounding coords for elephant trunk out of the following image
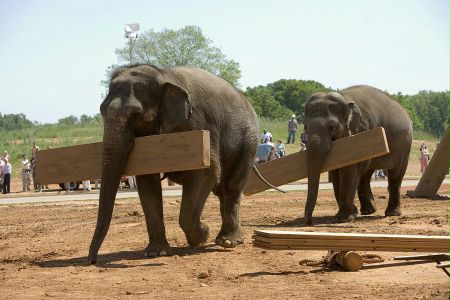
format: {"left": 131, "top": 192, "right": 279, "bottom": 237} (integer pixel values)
{"left": 304, "top": 121, "right": 331, "bottom": 226}
{"left": 88, "top": 121, "right": 134, "bottom": 264}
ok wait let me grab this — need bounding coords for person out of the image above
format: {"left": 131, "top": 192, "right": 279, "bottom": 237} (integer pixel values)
{"left": 268, "top": 146, "right": 280, "bottom": 161}
{"left": 374, "top": 169, "right": 386, "bottom": 179}
{"left": 420, "top": 143, "right": 429, "bottom": 173}
{"left": 255, "top": 143, "right": 272, "bottom": 164}
{"left": 31, "top": 145, "right": 41, "bottom": 192}
{"left": 260, "top": 129, "right": 273, "bottom": 144}
{"left": 300, "top": 130, "right": 308, "bottom": 150}
{"left": 0, "top": 157, "right": 4, "bottom": 191}
{"left": 276, "top": 140, "right": 285, "bottom": 157}
{"left": 2, "top": 157, "right": 11, "bottom": 194}
{"left": 3, "top": 150, "right": 10, "bottom": 161}
{"left": 82, "top": 180, "right": 92, "bottom": 191}
{"left": 21, "top": 154, "right": 32, "bottom": 192}
{"left": 127, "top": 176, "right": 136, "bottom": 189}
{"left": 287, "top": 114, "right": 298, "bottom": 144}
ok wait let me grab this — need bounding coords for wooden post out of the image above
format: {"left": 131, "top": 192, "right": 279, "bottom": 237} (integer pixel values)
{"left": 35, "top": 131, "right": 210, "bottom": 184}
{"left": 335, "top": 251, "right": 363, "bottom": 271}
{"left": 244, "top": 127, "right": 390, "bottom": 195}
{"left": 407, "top": 127, "right": 449, "bottom": 198}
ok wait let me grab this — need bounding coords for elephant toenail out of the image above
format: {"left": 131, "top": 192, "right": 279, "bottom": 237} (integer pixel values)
{"left": 159, "top": 250, "right": 167, "bottom": 256}
{"left": 224, "top": 240, "right": 232, "bottom": 247}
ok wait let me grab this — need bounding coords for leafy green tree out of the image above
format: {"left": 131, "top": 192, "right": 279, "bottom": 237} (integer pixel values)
{"left": 58, "top": 115, "right": 79, "bottom": 125}
{"left": 0, "top": 113, "right": 34, "bottom": 131}
{"left": 245, "top": 86, "right": 293, "bottom": 120}
{"left": 102, "top": 25, "right": 241, "bottom": 88}
{"left": 390, "top": 92, "right": 424, "bottom": 131}
{"left": 409, "top": 90, "right": 449, "bottom": 137}
{"left": 245, "top": 79, "right": 331, "bottom": 121}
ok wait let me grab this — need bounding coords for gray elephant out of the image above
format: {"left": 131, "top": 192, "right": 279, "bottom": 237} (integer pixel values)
{"left": 88, "top": 65, "right": 258, "bottom": 264}
{"left": 303, "top": 85, "right": 412, "bottom": 225}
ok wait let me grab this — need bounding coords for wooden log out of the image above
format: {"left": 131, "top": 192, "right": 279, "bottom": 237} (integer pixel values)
{"left": 335, "top": 251, "right": 363, "bottom": 271}
{"left": 407, "top": 126, "right": 449, "bottom": 198}
{"left": 252, "top": 230, "right": 450, "bottom": 253}
{"left": 35, "top": 131, "right": 210, "bottom": 184}
{"left": 244, "top": 127, "right": 390, "bottom": 195}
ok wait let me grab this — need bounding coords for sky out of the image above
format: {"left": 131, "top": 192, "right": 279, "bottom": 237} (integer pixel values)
{"left": 0, "top": 0, "right": 448, "bottom": 124}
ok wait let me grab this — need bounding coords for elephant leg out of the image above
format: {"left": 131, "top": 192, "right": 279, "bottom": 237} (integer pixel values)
{"left": 335, "top": 165, "right": 359, "bottom": 222}
{"left": 136, "top": 174, "right": 170, "bottom": 257}
{"left": 215, "top": 188, "right": 244, "bottom": 248}
{"left": 358, "top": 170, "right": 377, "bottom": 215}
{"left": 385, "top": 172, "right": 403, "bottom": 216}
{"left": 179, "top": 171, "right": 214, "bottom": 248}
{"left": 329, "top": 170, "right": 340, "bottom": 206}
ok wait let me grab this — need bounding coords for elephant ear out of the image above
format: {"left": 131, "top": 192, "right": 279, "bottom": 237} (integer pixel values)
{"left": 344, "top": 96, "right": 362, "bottom": 135}
{"left": 158, "top": 82, "right": 192, "bottom": 133}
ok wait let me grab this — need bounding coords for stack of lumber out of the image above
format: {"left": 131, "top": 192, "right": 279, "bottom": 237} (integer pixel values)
{"left": 253, "top": 230, "right": 450, "bottom": 253}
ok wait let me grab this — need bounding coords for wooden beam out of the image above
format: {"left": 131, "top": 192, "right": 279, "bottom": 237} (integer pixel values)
{"left": 35, "top": 131, "right": 210, "bottom": 184}
{"left": 407, "top": 127, "right": 449, "bottom": 198}
{"left": 244, "top": 127, "right": 390, "bottom": 195}
{"left": 253, "top": 230, "right": 449, "bottom": 253}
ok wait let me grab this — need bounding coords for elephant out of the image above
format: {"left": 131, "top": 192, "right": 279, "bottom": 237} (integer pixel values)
{"left": 88, "top": 64, "right": 258, "bottom": 264}
{"left": 303, "top": 85, "right": 412, "bottom": 225}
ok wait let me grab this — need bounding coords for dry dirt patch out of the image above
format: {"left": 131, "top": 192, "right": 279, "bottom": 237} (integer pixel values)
{"left": 0, "top": 185, "right": 449, "bottom": 299}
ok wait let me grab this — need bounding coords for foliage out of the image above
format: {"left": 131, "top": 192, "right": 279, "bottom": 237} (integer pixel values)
{"left": 245, "top": 86, "right": 293, "bottom": 120}
{"left": 102, "top": 25, "right": 241, "bottom": 88}
{"left": 408, "top": 91, "right": 449, "bottom": 137}
{"left": 0, "top": 113, "right": 34, "bottom": 131}
{"left": 245, "top": 79, "right": 332, "bottom": 122}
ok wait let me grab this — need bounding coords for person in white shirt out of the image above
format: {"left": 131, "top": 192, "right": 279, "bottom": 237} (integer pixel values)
{"left": 260, "top": 129, "right": 273, "bottom": 144}
{"left": 21, "top": 155, "right": 31, "bottom": 191}
{"left": 2, "top": 158, "right": 12, "bottom": 194}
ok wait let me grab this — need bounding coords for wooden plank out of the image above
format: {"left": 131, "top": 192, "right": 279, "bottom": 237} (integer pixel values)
{"left": 35, "top": 131, "right": 210, "bottom": 184}
{"left": 407, "top": 127, "right": 449, "bottom": 198}
{"left": 244, "top": 127, "right": 390, "bottom": 195}
{"left": 252, "top": 230, "right": 450, "bottom": 252}
{"left": 252, "top": 236, "right": 448, "bottom": 248}
{"left": 252, "top": 241, "right": 447, "bottom": 253}
{"left": 254, "top": 230, "right": 449, "bottom": 242}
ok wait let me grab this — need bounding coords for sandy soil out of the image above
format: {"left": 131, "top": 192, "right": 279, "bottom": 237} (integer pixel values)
{"left": 0, "top": 178, "right": 448, "bottom": 299}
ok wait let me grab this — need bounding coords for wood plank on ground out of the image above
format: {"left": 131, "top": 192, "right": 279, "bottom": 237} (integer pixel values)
{"left": 252, "top": 230, "right": 449, "bottom": 253}
{"left": 407, "top": 126, "right": 449, "bottom": 198}
{"left": 243, "top": 127, "right": 390, "bottom": 195}
{"left": 35, "top": 131, "right": 210, "bottom": 184}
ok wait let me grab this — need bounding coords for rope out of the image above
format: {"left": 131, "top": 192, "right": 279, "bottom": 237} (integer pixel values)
{"left": 252, "top": 165, "right": 287, "bottom": 193}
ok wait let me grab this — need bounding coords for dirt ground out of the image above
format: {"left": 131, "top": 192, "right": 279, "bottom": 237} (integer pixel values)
{"left": 0, "top": 175, "right": 449, "bottom": 299}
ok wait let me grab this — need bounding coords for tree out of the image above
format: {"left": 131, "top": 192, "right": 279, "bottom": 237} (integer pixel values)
{"left": 245, "top": 79, "right": 331, "bottom": 121}
{"left": 101, "top": 25, "right": 241, "bottom": 89}
{"left": 58, "top": 115, "right": 79, "bottom": 125}
{"left": 0, "top": 113, "right": 34, "bottom": 131}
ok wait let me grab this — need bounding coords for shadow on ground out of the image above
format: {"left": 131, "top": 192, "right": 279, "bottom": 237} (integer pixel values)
{"left": 29, "top": 244, "right": 231, "bottom": 269}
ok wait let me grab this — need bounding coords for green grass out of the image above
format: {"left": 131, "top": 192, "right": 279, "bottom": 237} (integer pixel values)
{"left": 1, "top": 122, "right": 103, "bottom": 178}
{"left": 1, "top": 119, "right": 440, "bottom": 179}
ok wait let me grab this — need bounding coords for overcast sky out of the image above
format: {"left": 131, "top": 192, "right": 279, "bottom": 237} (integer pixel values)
{"left": 0, "top": 0, "right": 448, "bottom": 123}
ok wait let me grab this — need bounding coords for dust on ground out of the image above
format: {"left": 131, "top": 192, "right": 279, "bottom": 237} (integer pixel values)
{"left": 0, "top": 182, "right": 448, "bottom": 299}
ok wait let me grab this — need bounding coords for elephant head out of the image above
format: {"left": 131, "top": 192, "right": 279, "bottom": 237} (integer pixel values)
{"left": 303, "top": 91, "right": 362, "bottom": 225}
{"left": 88, "top": 65, "right": 192, "bottom": 264}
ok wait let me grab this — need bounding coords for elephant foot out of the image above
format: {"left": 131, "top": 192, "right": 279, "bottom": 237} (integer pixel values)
{"left": 144, "top": 242, "right": 172, "bottom": 257}
{"left": 215, "top": 227, "right": 244, "bottom": 248}
{"left": 185, "top": 223, "right": 209, "bottom": 248}
{"left": 385, "top": 207, "right": 402, "bottom": 216}
{"left": 360, "top": 202, "right": 377, "bottom": 215}
{"left": 335, "top": 211, "right": 357, "bottom": 223}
